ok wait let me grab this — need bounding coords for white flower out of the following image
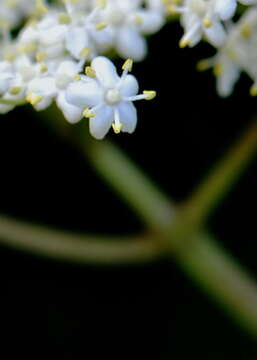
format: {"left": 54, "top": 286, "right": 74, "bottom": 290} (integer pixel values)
{"left": 239, "top": 0, "right": 257, "bottom": 4}
{"left": 172, "top": 0, "right": 227, "bottom": 48}
{"left": 101, "top": 0, "right": 164, "bottom": 61}
{"left": 214, "top": 0, "right": 237, "bottom": 20}
{"left": 197, "top": 6, "right": 257, "bottom": 96}
{"left": 25, "top": 59, "right": 83, "bottom": 118}
{"left": 65, "top": 56, "right": 156, "bottom": 139}
{"left": 0, "top": 61, "right": 14, "bottom": 95}
{"left": 0, "top": 0, "right": 35, "bottom": 28}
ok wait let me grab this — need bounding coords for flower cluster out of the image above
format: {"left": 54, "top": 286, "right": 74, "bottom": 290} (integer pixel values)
{"left": 166, "top": 0, "right": 257, "bottom": 96}
{"left": 0, "top": 0, "right": 163, "bottom": 139}
{"left": 2, "top": 0, "right": 257, "bottom": 140}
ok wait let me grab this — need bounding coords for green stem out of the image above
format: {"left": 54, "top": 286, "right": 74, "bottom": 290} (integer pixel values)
{"left": 0, "top": 215, "right": 161, "bottom": 265}
{"left": 177, "top": 233, "right": 257, "bottom": 336}
{"left": 181, "top": 119, "right": 257, "bottom": 226}
{"left": 86, "top": 139, "right": 175, "bottom": 231}
{"left": 35, "top": 107, "right": 257, "bottom": 338}
{"left": 74, "top": 117, "right": 257, "bottom": 339}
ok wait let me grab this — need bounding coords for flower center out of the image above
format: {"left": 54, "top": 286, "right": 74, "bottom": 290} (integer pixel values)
{"left": 104, "top": 88, "right": 122, "bottom": 105}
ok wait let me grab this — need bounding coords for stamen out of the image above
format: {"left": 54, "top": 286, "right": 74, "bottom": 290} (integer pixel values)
{"left": 83, "top": 107, "right": 96, "bottom": 118}
{"left": 85, "top": 66, "right": 96, "bottom": 78}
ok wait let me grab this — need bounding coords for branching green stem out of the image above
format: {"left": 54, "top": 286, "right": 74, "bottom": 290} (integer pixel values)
{"left": 2, "top": 106, "right": 257, "bottom": 339}
{"left": 0, "top": 214, "right": 161, "bottom": 265}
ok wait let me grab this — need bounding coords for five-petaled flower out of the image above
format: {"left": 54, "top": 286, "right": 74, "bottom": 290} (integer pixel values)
{"left": 65, "top": 56, "right": 156, "bottom": 139}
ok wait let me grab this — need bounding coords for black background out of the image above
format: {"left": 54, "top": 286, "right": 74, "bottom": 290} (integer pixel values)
{"left": 0, "top": 22, "right": 257, "bottom": 358}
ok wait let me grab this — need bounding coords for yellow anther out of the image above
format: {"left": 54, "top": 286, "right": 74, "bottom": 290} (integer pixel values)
{"left": 166, "top": 5, "right": 177, "bottom": 15}
{"left": 163, "top": 0, "right": 181, "bottom": 4}
{"left": 203, "top": 18, "right": 212, "bottom": 27}
{"left": 40, "top": 64, "right": 48, "bottom": 73}
{"left": 19, "top": 42, "right": 37, "bottom": 54}
{"left": 74, "top": 74, "right": 82, "bottom": 81}
{"left": 179, "top": 39, "right": 190, "bottom": 48}
{"left": 143, "top": 90, "right": 156, "bottom": 100}
{"left": 0, "top": 18, "right": 11, "bottom": 29}
{"left": 26, "top": 92, "right": 43, "bottom": 106}
{"left": 36, "top": 51, "right": 47, "bottom": 62}
{"left": 122, "top": 59, "right": 133, "bottom": 72}
{"left": 213, "top": 64, "right": 223, "bottom": 77}
{"left": 196, "top": 59, "right": 210, "bottom": 71}
{"left": 95, "top": 22, "right": 108, "bottom": 30}
{"left": 250, "top": 85, "right": 257, "bottom": 97}
{"left": 58, "top": 13, "right": 71, "bottom": 24}
{"left": 9, "top": 87, "right": 22, "bottom": 95}
{"left": 96, "top": 0, "right": 107, "bottom": 9}
{"left": 4, "top": 54, "right": 16, "bottom": 61}
{"left": 35, "top": 0, "right": 48, "bottom": 15}
{"left": 112, "top": 122, "right": 123, "bottom": 134}
{"left": 241, "top": 23, "right": 251, "bottom": 38}
{"left": 6, "top": 0, "right": 18, "bottom": 8}
{"left": 85, "top": 66, "right": 96, "bottom": 78}
{"left": 134, "top": 14, "right": 143, "bottom": 26}
{"left": 83, "top": 108, "right": 96, "bottom": 118}
{"left": 79, "top": 47, "right": 92, "bottom": 58}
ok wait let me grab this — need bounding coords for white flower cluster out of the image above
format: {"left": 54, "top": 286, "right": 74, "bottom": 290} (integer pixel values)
{"left": 2, "top": 0, "right": 257, "bottom": 140}
{"left": 0, "top": 0, "right": 34, "bottom": 28}
{"left": 165, "top": 0, "right": 257, "bottom": 96}
{"left": 0, "top": 0, "right": 164, "bottom": 139}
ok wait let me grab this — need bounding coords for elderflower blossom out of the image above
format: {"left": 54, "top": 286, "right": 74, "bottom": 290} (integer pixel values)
{"left": 0, "top": 0, "right": 160, "bottom": 139}
{"left": 65, "top": 56, "right": 156, "bottom": 139}
{"left": 2, "top": 0, "right": 257, "bottom": 140}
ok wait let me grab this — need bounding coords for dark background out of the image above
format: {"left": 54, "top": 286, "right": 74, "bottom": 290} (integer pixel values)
{"left": 0, "top": 22, "right": 257, "bottom": 358}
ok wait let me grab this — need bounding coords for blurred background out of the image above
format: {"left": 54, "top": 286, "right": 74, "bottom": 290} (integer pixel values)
{"left": 0, "top": 21, "right": 257, "bottom": 358}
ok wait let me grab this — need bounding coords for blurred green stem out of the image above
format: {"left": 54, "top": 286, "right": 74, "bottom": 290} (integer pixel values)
{"left": 0, "top": 215, "right": 161, "bottom": 265}
{"left": 81, "top": 118, "right": 257, "bottom": 339}
{"left": 2, "top": 107, "right": 257, "bottom": 339}
{"left": 86, "top": 139, "right": 175, "bottom": 232}
{"left": 181, "top": 119, "right": 257, "bottom": 227}
{"left": 177, "top": 232, "right": 257, "bottom": 337}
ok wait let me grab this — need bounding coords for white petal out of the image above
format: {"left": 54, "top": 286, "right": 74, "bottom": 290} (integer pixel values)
{"left": 181, "top": 20, "right": 202, "bottom": 47}
{"left": 57, "top": 92, "right": 83, "bottom": 124}
{"left": 40, "top": 24, "right": 67, "bottom": 46}
{"left": 89, "top": 105, "right": 113, "bottom": 140}
{"left": 91, "top": 56, "right": 119, "bottom": 88}
{"left": 55, "top": 60, "right": 79, "bottom": 89}
{"left": 0, "top": 103, "right": 14, "bottom": 114}
{"left": 115, "top": 26, "right": 147, "bottom": 61}
{"left": 118, "top": 102, "right": 137, "bottom": 134}
{"left": 34, "top": 97, "right": 53, "bottom": 111}
{"left": 203, "top": 21, "right": 226, "bottom": 48}
{"left": 28, "top": 77, "right": 57, "bottom": 97}
{"left": 120, "top": 75, "right": 139, "bottom": 97}
{"left": 65, "top": 26, "right": 91, "bottom": 59}
{"left": 239, "top": 0, "right": 257, "bottom": 4}
{"left": 215, "top": 0, "right": 237, "bottom": 20}
{"left": 117, "top": 0, "right": 142, "bottom": 11}
{"left": 217, "top": 61, "right": 240, "bottom": 97}
{"left": 89, "top": 27, "right": 113, "bottom": 49}
{"left": 0, "top": 61, "right": 12, "bottom": 73}
{"left": 65, "top": 79, "right": 102, "bottom": 108}
{"left": 134, "top": 10, "right": 164, "bottom": 34}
